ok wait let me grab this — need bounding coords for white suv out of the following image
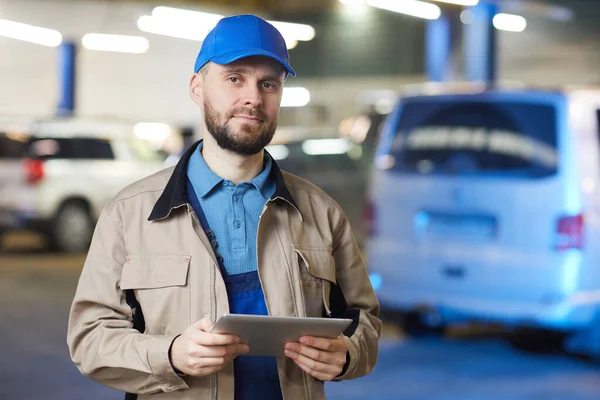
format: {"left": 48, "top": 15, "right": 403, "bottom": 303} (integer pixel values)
{"left": 0, "top": 117, "right": 168, "bottom": 252}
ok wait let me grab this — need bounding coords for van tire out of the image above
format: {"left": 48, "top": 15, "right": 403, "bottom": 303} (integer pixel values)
{"left": 507, "top": 327, "right": 566, "bottom": 353}
{"left": 49, "top": 201, "right": 94, "bottom": 253}
{"left": 382, "top": 308, "right": 446, "bottom": 337}
{"left": 399, "top": 312, "right": 446, "bottom": 337}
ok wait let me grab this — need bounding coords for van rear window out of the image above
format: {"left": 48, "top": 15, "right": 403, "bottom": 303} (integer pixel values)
{"left": 388, "top": 100, "right": 558, "bottom": 178}
{"left": 0, "top": 133, "right": 28, "bottom": 158}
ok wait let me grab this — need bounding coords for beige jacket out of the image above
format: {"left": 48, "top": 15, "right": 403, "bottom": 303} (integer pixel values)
{"left": 67, "top": 142, "right": 381, "bottom": 400}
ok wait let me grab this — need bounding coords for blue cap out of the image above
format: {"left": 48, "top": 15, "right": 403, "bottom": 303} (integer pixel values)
{"left": 194, "top": 14, "right": 296, "bottom": 77}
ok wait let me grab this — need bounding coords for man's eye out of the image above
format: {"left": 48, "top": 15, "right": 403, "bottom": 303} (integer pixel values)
{"left": 263, "top": 82, "right": 274, "bottom": 89}
{"left": 228, "top": 77, "right": 239, "bottom": 83}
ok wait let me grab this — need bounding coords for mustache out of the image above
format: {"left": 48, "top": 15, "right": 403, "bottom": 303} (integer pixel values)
{"left": 227, "top": 108, "right": 266, "bottom": 121}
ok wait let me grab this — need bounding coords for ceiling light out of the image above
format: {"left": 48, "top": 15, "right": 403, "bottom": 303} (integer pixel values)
{"left": 268, "top": 21, "right": 315, "bottom": 41}
{"left": 493, "top": 13, "right": 527, "bottom": 32}
{"left": 284, "top": 38, "right": 298, "bottom": 50}
{"left": 302, "top": 139, "right": 350, "bottom": 156}
{"left": 139, "top": 7, "right": 315, "bottom": 43}
{"left": 0, "top": 19, "right": 62, "bottom": 47}
{"left": 137, "top": 15, "right": 211, "bottom": 41}
{"left": 460, "top": 9, "right": 474, "bottom": 24}
{"left": 152, "top": 6, "right": 223, "bottom": 27}
{"left": 431, "top": 0, "right": 479, "bottom": 6}
{"left": 134, "top": 122, "right": 172, "bottom": 141}
{"left": 82, "top": 34, "right": 149, "bottom": 53}
{"left": 281, "top": 87, "right": 311, "bottom": 107}
{"left": 367, "top": 0, "right": 441, "bottom": 20}
{"left": 265, "top": 144, "right": 290, "bottom": 160}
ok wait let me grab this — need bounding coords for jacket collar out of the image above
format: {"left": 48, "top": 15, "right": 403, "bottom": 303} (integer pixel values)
{"left": 148, "top": 140, "right": 300, "bottom": 221}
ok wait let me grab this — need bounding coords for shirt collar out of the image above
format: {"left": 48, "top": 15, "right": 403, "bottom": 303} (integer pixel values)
{"left": 186, "top": 141, "right": 224, "bottom": 198}
{"left": 188, "top": 141, "right": 276, "bottom": 201}
{"left": 149, "top": 140, "right": 300, "bottom": 221}
{"left": 250, "top": 154, "right": 275, "bottom": 201}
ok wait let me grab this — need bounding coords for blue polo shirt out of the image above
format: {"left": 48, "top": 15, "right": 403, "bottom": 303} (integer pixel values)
{"left": 187, "top": 141, "right": 276, "bottom": 276}
{"left": 186, "top": 142, "right": 282, "bottom": 400}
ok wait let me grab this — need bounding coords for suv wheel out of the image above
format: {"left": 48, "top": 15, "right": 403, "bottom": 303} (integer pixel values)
{"left": 50, "top": 201, "right": 93, "bottom": 253}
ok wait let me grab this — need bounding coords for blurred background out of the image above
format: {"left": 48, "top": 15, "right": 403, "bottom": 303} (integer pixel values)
{"left": 2, "top": 0, "right": 600, "bottom": 399}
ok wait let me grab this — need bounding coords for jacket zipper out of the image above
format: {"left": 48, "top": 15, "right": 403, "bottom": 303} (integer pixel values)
{"left": 212, "top": 252, "right": 218, "bottom": 400}
{"left": 187, "top": 204, "right": 219, "bottom": 400}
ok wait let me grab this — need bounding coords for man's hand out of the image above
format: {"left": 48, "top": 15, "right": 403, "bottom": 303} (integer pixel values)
{"left": 284, "top": 335, "right": 348, "bottom": 381}
{"left": 170, "top": 316, "right": 249, "bottom": 377}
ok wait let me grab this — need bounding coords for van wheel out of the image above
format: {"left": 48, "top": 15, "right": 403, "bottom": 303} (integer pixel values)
{"left": 383, "top": 308, "right": 446, "bottom": 337}
{"left": 507, "top": 327, "right": 566, "bottom": 353}
{"left": 49, "top": 201, "right": 93, "bottom": 253}
{"left": 399, "top": 312, "right": 446, "bottom": 337}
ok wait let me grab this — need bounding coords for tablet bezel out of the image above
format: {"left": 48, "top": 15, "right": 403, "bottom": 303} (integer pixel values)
{"left": 210, "top": 314, "right": 352, "bottom": 356}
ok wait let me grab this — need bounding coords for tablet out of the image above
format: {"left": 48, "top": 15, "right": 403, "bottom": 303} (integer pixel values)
{"left": 210, "top": 314, "right": 352, "bottom": 356}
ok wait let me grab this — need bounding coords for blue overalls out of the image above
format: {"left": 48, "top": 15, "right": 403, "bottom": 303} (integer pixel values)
{"left": 187, "top": 179, "right": 283, "bottom": 400}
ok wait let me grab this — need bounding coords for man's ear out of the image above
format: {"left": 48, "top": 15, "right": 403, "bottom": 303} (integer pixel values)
{"left": 189, "top": 73, "right": 203, "bottom": 106}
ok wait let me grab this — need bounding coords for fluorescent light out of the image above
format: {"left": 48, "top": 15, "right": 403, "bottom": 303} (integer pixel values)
{"left": 367, "top": 0, "right": 441, "bottom": 20}
{"left": 0, "top": 19, "right": 62, "bottom": 47}
{"left": 493, "top": 13, "right": 527, "bottom": 32}
{"left": 268, "top": 21, "right": 315, "bottom": 41}
{"left": 265, "top": 144, "right": 289, "bottom": 160}
{"left": 431, "top": 0, "right": 478, "bottom": 6}
{"left": 82, "top": 34, "right": 149, "bottom": 54}
{"left": 137, "top": 15, "right": 211, "bottom": 41}
{"left": 460, "top": 9, "right": 474, "bottom": 24}
{"left": 152, "top": 6, "right": 223, "bottom": 32}
{"left": 281, "top": 87, "right": 310, "bottom": 107}
{"left": 302, "top": 139, "right": 350, "bottom": 156}
{"left": 284, "top": 38, "right": 298, "bottom": 50}
{"left": 139, "top": 7, "right": 315, "bottom": 43}
{"left": 152, "top": 6, "right": 223, "bottom": 26}
{"left": 134, "top": 122, "right": 172, "bottom": 141}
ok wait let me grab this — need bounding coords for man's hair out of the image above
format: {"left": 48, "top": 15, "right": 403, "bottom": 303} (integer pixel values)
{"left": 199, "top": 64, "right": 210, "bottom": 77}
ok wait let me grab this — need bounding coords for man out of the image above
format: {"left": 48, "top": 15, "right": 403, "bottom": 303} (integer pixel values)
{"left": 67, "top": 14, "right": 380, "bottom": 400}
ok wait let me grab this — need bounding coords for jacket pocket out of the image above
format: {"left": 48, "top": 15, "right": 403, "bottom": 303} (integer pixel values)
{"left": 120, "top": 254, "right": 191, "bottom": 334}
{"left": 293, "top": 247, "right": 336, "bottom": 317}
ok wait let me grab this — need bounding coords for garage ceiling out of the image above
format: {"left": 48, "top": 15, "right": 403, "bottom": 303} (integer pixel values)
{"left": 73, "top": 0, "right": 598, "bottom": 20}
{"left": 102, "top": 0, "right": 338, "bottom": 14}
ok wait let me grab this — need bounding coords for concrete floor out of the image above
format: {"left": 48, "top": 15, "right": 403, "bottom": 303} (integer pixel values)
{"left": 1, "top": 233, "right": 599, "bottom": 400}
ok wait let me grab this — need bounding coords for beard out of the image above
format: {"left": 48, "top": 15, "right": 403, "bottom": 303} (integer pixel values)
{"left": 203, "top": 98, "right": 277, "bottom": 156}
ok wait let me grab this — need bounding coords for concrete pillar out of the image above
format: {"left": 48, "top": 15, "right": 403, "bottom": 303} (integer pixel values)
{"left": 464, "top": 1, "right": 498, "bottom": 83}
{"left": 426, "top": 8, "right": 462, "bottom": 82}
{"left": 57, "top": 40, "right": 77, "bottom": 116}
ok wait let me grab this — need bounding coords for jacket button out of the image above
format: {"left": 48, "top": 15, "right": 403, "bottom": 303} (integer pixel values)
{"left": 234, "top": 221, "right": 241, "bottom": 229}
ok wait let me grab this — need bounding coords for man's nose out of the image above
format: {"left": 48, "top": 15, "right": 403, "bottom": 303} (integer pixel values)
{"left": 241, "top": 84, "right": 263, "bottom": 108}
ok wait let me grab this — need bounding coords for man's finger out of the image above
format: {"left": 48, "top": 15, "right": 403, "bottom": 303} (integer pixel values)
{"left": 285, "top": 347, "right": 344, "bottom": 376}
{"left": 291, "top": 357, "right": 336, "bottom": 381}
{"left": 298, "top": 336, "right": 347, "bottom": 352}
{"left": 192, "top": 330, "right": 241, "bottom": 346}
{"left": 190, "top": 343, "right": 249, "bottom": 358}
{"left": 189, "top": 365, "right": 226, "bottom": 377}
{"left": 188, "top": 356, "right": 233, "bottom": 368}
{"left": 284, "top": 343, "right": 343, "bottom": 365}
{"left": 193, "top": 316, "right": 215, "bottom": 332}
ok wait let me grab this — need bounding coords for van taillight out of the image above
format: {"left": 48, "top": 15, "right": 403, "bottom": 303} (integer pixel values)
{"left": 555, "top": 214, "right": 584, "bottom": 251}
{"left": 363, "top": 200, "right": 377, "bottom": 237}
{"left": 22, "top": 158, "right": 45, "bottom": 184}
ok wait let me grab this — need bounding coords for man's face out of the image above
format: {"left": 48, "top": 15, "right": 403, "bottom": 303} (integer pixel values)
{"left": 192, "top": 56, "right": 285, "bottom": 155}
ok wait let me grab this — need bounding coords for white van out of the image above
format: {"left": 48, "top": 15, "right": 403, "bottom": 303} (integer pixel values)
{"left": 365, "top": 85, "right": 600, "bottom": 352}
